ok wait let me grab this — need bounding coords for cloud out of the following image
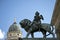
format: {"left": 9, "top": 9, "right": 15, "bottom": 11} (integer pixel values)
{"left": 0, "top": 29, "right": 5, "bottom": 39}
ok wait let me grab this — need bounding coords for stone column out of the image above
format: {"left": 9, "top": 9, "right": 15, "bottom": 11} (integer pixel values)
{"left": 51, "top": 0, "right": 60, "bottom": 40}
{"left": 55, "top": 16, "right": 60, "bottom": 40}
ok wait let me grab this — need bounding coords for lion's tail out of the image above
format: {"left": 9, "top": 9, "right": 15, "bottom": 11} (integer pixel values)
{"left": 46, "top": 24, "right": 54, "bottom": 36}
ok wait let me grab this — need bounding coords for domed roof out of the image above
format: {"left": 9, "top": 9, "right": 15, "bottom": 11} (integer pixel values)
{"left": 8, "top": 22, "right": 20, "bottom": 32}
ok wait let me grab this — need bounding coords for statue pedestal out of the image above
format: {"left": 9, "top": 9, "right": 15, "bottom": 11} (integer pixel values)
{"left": 21, "top": 38, "right": 57, "bottom": 40}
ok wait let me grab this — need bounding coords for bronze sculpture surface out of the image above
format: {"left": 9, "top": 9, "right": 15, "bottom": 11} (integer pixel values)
{"left": 32, "top": 11, "right": 44, "bottom": 31}
{"left": 19, "top": 11, "right": 55, "bottom": 40}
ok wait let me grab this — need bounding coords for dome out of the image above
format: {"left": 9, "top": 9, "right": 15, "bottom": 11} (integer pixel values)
{"left": 7, "top": 19, "right": 22, "bottom": 40}
{"left": 8, "top": 22, "right": 20, "bottom": 32}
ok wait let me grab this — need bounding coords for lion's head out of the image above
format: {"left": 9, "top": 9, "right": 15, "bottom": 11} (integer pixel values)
{"left": 19, "top": 19, "right": 31, "bottom": 28}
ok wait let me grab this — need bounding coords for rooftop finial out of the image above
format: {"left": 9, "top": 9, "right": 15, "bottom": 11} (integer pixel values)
{"left": 14, "top": 18, "right": 16, "bottom": 24}
{"left": 14, "top": 18, "right": 16, "bottom": 22}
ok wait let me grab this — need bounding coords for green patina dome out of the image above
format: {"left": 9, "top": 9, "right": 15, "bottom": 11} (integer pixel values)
{"left": 8, "top": 22, "right": 20, "bottom": 32}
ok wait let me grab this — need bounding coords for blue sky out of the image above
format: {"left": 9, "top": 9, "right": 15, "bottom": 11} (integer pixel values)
{"left": 0, "top": 0, "right": 56, "bottom": 39}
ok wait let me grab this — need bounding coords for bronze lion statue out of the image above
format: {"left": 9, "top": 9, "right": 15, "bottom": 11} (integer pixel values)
{"left": 19, "top": 19, "right": 55, "bottom": 40}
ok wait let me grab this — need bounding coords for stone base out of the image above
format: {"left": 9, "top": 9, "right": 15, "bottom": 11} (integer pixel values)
{"left": 20, "top": 38, "right": 57, "bottom": 40}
